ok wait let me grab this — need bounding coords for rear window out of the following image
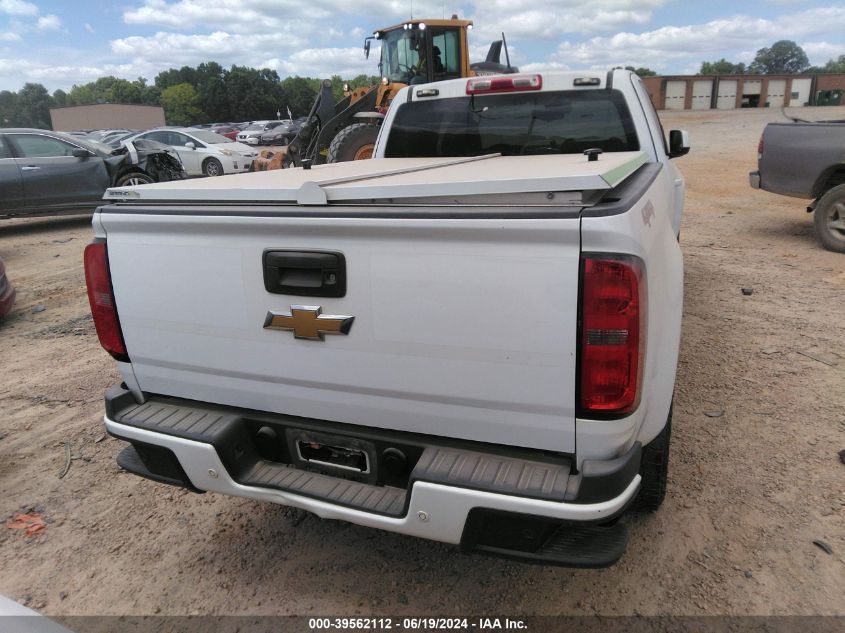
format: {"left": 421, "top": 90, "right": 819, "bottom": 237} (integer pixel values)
{"left": 385, "top": 89, "right": 639, "bottom": 157}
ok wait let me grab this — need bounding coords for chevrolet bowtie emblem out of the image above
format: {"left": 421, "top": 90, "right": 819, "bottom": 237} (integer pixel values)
{"left": 263, "top": 305, "right": 354, "bottom": 341}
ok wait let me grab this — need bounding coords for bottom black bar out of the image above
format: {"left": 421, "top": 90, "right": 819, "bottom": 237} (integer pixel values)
{"left": 12, "top": 615, "right": 841, "bottom": 633}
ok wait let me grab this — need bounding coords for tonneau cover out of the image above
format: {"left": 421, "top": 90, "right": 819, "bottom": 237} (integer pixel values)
{"left": 104, "top": 151, "right": 648, "bottom": 205}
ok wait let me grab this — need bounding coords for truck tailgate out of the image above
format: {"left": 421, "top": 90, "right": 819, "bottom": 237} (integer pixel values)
{"left": 102, "top": 211, "right": 580, "bottom": 453}
{"left": 99, "top": 154, "right": 649, "bottom": 453}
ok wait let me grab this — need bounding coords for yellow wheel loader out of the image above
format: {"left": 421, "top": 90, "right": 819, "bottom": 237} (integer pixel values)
{"left": 284, "top": 17, "right": 515, "bottom": 168}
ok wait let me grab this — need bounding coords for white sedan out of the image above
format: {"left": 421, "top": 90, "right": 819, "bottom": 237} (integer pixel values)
{"left": 131, "top": 128, "right": 258, "bottom": 177}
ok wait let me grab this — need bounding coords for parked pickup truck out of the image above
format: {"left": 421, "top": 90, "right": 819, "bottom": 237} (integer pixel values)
{"left": 85, "top": 70, "right": 689, "bottom": 567}
{"left": 750, "top": 120, "right": 845, "bottom": 252}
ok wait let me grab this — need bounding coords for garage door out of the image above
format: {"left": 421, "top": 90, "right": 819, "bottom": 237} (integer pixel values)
{"left": 741, "top": 79, "right": 762, "bottom": 108}
{"left": 767, "top": 79, "right": 786, "bottom": 107}
{"left": 717, "top": 80, "right": 737, "bottom": 109}
{"left": 664, "top": 80, "right": 687, "bottom": 110}
{"left": 790, "top": 78, "right": 812, "bottom": 107}
{"left": 691, "top": 80, "right": 713, "bottom": 110}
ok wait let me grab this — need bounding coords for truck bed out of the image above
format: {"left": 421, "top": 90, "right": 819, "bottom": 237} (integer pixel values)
{"left": 104, "top": 152, "right": 648, "bottom": 205}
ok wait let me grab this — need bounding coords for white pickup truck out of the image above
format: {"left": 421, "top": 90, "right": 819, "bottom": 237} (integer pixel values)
{"left": 85, "top": 69, "right": 688, "bottom": 567}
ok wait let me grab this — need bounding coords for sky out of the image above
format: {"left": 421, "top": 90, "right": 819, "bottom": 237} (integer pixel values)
{"left": 1, "top": 0, "right": 844, "bottom": 92}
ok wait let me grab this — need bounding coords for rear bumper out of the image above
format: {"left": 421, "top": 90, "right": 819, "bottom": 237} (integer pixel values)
{"left": 104, "top": 386, "right": 641, "bottom": 566}
{"left": 749, "top": 170, "right": 761, "bottom": 189}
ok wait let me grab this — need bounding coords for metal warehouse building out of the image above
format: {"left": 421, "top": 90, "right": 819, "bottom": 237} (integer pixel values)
{"left": 641, "top": 74, "right": 845, "bottom": 110}
{"left": 50, "top": 103, "right": 165, "bottom": 132}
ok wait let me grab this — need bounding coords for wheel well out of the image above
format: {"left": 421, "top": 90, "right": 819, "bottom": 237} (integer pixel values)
{"left": 813, "top": 166, "right": 845, "bottom": 198}
{"left": 113, "top": 167, "right": 150, "bottom": 183}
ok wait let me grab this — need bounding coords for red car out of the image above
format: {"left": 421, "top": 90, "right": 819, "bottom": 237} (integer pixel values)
{"left": 0, "top": 256, "right": 15, "bottom": 318}
{"left": 210, "top": 125, "right": 240, "bottom": 141}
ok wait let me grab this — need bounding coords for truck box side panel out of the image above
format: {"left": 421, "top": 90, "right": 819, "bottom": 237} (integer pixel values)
{"left": 577, "top": 165, "right": 682, "bottom": 465}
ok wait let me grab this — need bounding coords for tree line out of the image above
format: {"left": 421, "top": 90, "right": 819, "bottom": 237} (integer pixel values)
{"left": 699, "top": 40, "right": 845, "bottom": 76}
{"left": 0, "top": 61, "right": 379, "bottom": 130}
{"left": 3, "top": 43, "right": 843, "bottom": 130}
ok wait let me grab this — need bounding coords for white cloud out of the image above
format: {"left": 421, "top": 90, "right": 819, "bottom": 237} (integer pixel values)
{"left": 801, "top": 40, "right": 845, "bottom": 61}
{"left": 264, "top": 47, "right": 375, "bottom": 79}
{"left": 0, "top": 58, "right": 151, "bottom": 85}
{"left": 2, "top": 0, "right": 844, "bottom": 93}
{"left": 537, "top": 6, "right": 845, "bottom": 72}
{"left": 123, "top": 0, "right": 330, "bottom": 32}
{"left": 122, "top": 0, "right": 459, "bottom": 31}
{"left": 36, "top": 14, "right": 61, "bottom": 32}
{"left": 111, "top": 30, "right": 310, "bottom": 65}
{"left": 470, "top": 0, "right": 670, "bottom": 41}
{"left": 0, "top": 0, "right": 37, "bottom": 16}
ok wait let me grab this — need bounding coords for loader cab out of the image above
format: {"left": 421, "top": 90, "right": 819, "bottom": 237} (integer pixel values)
{"left": 374, "top": 19, "right": 470, "bottom": 87}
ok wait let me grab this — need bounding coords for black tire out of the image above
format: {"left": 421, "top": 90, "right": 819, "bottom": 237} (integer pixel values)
{"left": 631, "top": 405, "right": 672, "bottom": 513}
{"left": 202, "top": 157, "right": 224, "bottom": 177}
{"left": 327, "top": 123, "right": 380, "bottom": 163}
{"left": 813, "top": 184, "right": 845, "bottom": 253}
{"left": 114, "top": 172, "right": 154, "bottom": 187}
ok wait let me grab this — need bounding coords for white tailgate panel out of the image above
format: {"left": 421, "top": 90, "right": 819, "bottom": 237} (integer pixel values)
{"left": 104, "top": 213, "right": 580, "bottom": 453}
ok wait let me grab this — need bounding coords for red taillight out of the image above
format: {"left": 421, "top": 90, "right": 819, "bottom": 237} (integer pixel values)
{"left": 84, "top": 241, "right": 128, "bottom": 361}
{"left": 579, "top": 255, "right": 644, "bottom": 415}
{"left": 466, "top": 74, "right": 542, "bottom": 95}
{"left": 757, "top": 134, "right": 764, "bottom": 158}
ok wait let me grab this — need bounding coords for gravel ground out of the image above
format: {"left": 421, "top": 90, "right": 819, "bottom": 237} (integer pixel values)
{"left": 0, "top": 106, "right": 843, "bottom": 617}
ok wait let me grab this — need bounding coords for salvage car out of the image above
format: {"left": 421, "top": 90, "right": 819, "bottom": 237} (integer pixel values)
{"left": 131, "top": 128, "right": 258, "bottom": 177}
{"left": 236, "top": 120, "right": 287, "bottom": 145}
{"left": 258, "top": 117, "right": 307, "bottom": 146}
{"left": 0, "top": 129, "right": 184, "bottom": 218}
{"left": 210, "top": 125, "right": 240, "bottom": 141}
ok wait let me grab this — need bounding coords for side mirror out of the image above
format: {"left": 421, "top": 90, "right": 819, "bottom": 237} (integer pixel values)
{"left": 364, "top": 37, "right": 372, "bottom": 59}
{"left": 72, "top": 148, "right": 93, "bottom": 158}
{"left": 185, "top": 142, "right": 196, "bottom": 150}
{"left": 668, "top": 129, "right": 690, "bottom": 158}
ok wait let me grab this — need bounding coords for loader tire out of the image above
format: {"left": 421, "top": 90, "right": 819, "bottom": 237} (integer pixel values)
{"left": 327, "top": 123, "right": 380, "bottom": 163}
{"left": 813, "top": 184, "right": 845, "bottom": 253}
{"left": 631, "top": 405, "right": 672, "bottom": 513}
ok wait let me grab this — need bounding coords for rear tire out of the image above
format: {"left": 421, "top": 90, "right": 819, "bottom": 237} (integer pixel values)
{"left": 202, "top": 157, "right": 224, "bottom": 177}
{"left": 327, "top": 123, "right": 379, "bottom": 163}
{"left": 813, "top": 184, "right": 845, "bottom": 253}
{"left": 631, "top": 405, "right": 672, "bottom": 513}
{"left": 114, "top": 172, "right": 154, "bottom": 187}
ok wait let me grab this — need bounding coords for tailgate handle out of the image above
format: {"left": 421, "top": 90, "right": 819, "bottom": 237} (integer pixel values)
{"left": 263, "top": 250, "right": 346, "bottom": 297}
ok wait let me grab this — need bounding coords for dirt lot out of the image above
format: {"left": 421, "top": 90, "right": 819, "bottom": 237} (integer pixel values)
{"left": 1, "top": 106, "right": 843, "bottom": 618}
